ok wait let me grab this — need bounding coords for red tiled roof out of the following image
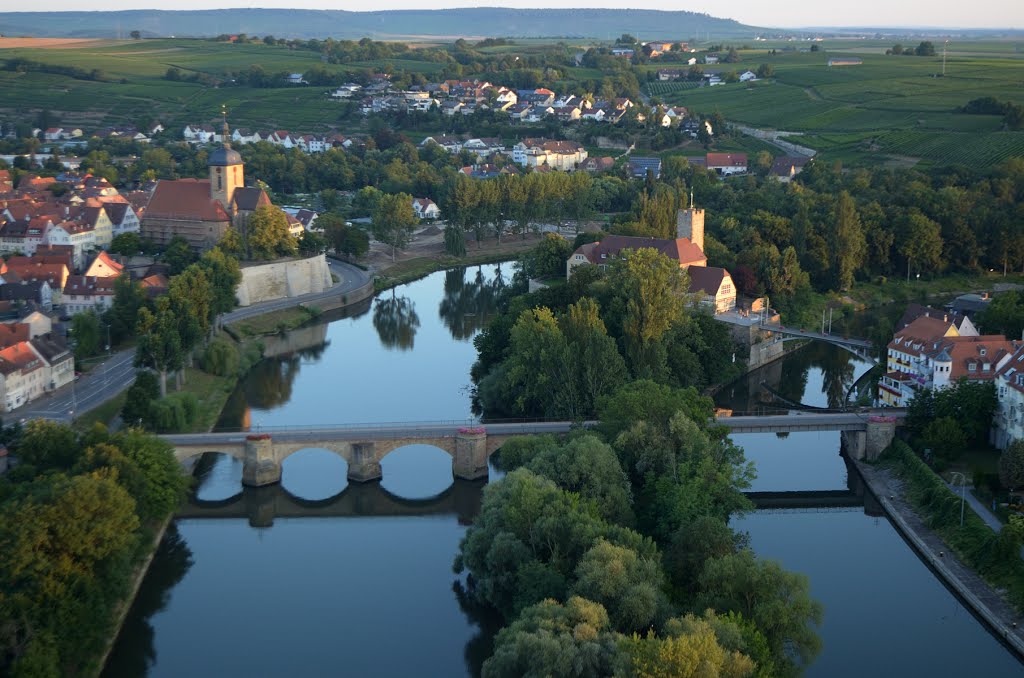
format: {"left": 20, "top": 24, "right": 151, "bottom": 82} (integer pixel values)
{"left": 706, "top": 153, "right": 748, "bottom": 168}
{"left": 575, "top": 235, "right": 706, "bottom": 268}
{"left": 145, "top": 179, "right": 231, "bottom": 222}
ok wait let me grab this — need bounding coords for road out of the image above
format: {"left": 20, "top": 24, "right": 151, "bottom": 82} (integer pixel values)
{"left": 17, "top": 348, "right": 137, "bottom": 423}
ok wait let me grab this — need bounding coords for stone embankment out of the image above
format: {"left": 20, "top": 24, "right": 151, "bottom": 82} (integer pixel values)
{"left": 854, "top": 459, "right": 1024, "bottom": 658}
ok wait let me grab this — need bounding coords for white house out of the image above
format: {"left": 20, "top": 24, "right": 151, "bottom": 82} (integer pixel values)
{"left": 288, "top": 73, "right": 307, "bottom": 85}
{"left": 739, "top": 70, "right": 758, "bottom": 82}
{"left": 331, "top": 83, "right": 362, "bottom": 98}
{"left": 412, "top": 198, "right": 440, "bottom": 220}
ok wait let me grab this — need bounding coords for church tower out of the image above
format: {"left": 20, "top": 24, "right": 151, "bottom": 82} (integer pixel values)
{"left": 208, "top": 111, "right": 244, "bottom": 212}
{"left": 676, "top": 190, "right": 705, "bottom": 253}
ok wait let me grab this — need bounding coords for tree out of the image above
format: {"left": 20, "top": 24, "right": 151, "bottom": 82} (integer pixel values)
{"left": 899, "top": 210, "right": 944, "bottom": 277}
{"left": 17, "top": 419, "right": 79, "bottom": 470}
{"left": 756, "top": 63, "right": 774, "bottom": 79}
{"left": 597, "top": 380, "right": 714, "bottom": 440}
{"left": 298, "top": 229, "right": 326, "bottom": 256}
{"left": 606, "top": 248, "right": 687, "bottom": 377}
{"left": 109, "top": 232, "right": 142, "bottom": 255}
{"left": 198, "top": 247, "right": 242, "bottom": 317}
{"left": 121, "top": 370, "right": 160, "bottom": 428}
{"left": 372, "top": 192, "right": 418, "bottom": 261}
{"left": 107, "top": 273, "right": 147, "bottom": 345}
{"left": 827, "top": 192, "right": 866, "bottom": 290}
{"left": 245, "top": 205, "right": 297, "bottom": 260}
{"left": 922, "top": 416, "right": 967, "bottom": 461}
{"left": 698, "top": 550, "right": 822, "bottom": 676}
{"left": 110, "top": 428, "right": 188, "bottom": 521}
{"left": 524, "top": 434, "right": 634, "bottom": 525}
{"left": 71, "top": 311, "right": 101, "bottom": 361}
{"left": 482, "top": 597, "right": 621, "bottom": 678}
{"left": 999, "top": 440, "right": 1024, "bottom": 494}
{"left": 915, "top": 41, "right": 936, "bottom": 56}
{"left": 623, "top": 615, "right": 756, "bottom": 678}
{"left": 522, "top": 233, "right": 572, "bottom": 279}
{"left": 134, "top": 299, "right": 183, "bottom": 397}
{"left": 444, "top": 224, "right": 466, "bottom": 256}
{"left": 130, "top": 30, "right": 141, "bottom": 39}
{"left": 572, "top": 539, "right": 667, "bottom": 633}
{"left": 162, "top": 235, "right": 196, "bottom": 275}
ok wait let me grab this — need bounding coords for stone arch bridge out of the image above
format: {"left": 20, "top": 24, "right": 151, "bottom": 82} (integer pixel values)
{"left": 162, "top": 412, "right": 904, "bottom": 488}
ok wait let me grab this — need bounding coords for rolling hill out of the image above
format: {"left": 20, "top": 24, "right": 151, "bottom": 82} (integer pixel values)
{"left": 0, "top": 8, "right": 758, "bottom": 41}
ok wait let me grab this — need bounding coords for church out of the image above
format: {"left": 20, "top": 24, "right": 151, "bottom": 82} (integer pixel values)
{"left": 142, "top": 120, "right": 271, "bottom": 250}
{"left": 565, "top": 200, "right": 737, "bottom": 314}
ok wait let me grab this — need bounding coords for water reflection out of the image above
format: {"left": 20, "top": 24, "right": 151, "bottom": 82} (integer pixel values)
{"left": 178, "top": 477, "right": 486, "bottom": 528}
{"left": 716, "top": 342, "right": 873, "bottom": 413}
{"left": 374, "top": 290, "right": 421, "bottom": 350}
{"left": 438, "top": 265, "right": 509, "bottom": 340}
{"left": 102, "top": 526, "right": 194, "bottom": 678}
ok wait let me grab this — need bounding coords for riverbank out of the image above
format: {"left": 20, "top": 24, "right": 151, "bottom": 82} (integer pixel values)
{"left": 373, "top": 240, "right": 538, "bottom": 292}
{"left": 89, "top": 515, "right": 173, "bottom": 678}
{"left": 853, "top": 456, "right": 1024, "bottom": 658}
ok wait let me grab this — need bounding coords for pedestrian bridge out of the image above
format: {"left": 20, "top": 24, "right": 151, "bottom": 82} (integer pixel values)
{"left": 161, "top": 410, "right": 904, "bottom": 488}
{"left": 759, "top": 323, "right": 876, "bottom": 362}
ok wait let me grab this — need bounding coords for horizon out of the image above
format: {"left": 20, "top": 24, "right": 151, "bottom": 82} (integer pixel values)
{"left": 1, "top": 3, "right": 1021, "bottom": 31}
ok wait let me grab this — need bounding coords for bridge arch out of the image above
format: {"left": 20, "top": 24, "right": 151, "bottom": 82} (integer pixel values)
{"left": 279, "top": 446, "right": 351, "bottom": 501}
{"left": 380, "top": 443, "right": 460, "bottom": 499}
{"left": 173, "top": 444, "right": 246, "bottom": 464}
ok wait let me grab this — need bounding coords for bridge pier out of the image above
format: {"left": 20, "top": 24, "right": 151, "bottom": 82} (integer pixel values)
{"left": 348, "top": 442, "right": 382, "bottom": 483}
{"left": 242, "top": 435, "right": 282, "bottom": 487}
{"left": 453, "top": 430, "right": 488, "bottom": 480}
{"left": 841, "top": 418, "right": 897, "bottom": 462}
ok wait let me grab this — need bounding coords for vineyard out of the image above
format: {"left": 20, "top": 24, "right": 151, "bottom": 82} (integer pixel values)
{"left": 874, "top": 130, "right": 1024, "bottom": 168}
{"left": 645, "top": 80, "right": 702, "bottom": 98}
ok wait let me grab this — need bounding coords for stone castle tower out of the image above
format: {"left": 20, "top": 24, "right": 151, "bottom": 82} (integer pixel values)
{"left": 208, "top": 116, "right": 244, "bottom": 212}
{"left": 676, "top": 191, "right": 705, "bottom": 253}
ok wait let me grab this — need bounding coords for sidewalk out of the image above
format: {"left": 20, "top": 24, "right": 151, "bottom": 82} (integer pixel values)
{"left": 856, "top": 460, "right": 1024, "bottom": 657}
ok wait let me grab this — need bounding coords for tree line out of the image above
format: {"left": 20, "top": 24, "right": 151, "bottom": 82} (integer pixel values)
{"left": 0, "top": 420, "right": 189, "bottom": 676}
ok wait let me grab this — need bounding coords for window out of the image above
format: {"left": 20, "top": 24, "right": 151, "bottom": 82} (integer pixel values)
{"left": 968, "top": 363, "right": 977, "bottom": 372}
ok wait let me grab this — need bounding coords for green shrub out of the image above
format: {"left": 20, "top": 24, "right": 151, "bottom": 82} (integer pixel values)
{"left": 201, "top": 338, "right": 240, "bottom": 377}
{"left": 149, "top": 392, "right": 201, "bottom": 433}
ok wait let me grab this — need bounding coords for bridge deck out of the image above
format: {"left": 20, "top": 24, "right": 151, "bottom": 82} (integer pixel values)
{"left": 162, "top": 410, "right": 905, "bottom": 448}
{"left": 759, "top": 324, "right": 873, "bottom": 349}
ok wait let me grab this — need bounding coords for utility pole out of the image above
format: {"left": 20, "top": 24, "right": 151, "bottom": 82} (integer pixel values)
{"left": 943, "top": 39, "right": 948, "bottom": 76}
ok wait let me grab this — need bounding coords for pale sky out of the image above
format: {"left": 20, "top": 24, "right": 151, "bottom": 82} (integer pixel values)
{"left": 5, "top": 1, "right": 1022, "bottom": 29}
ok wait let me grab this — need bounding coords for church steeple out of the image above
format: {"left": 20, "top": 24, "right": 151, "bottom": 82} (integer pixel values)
{"left": 208, "top": 105, "right": 243, "bottom": 211}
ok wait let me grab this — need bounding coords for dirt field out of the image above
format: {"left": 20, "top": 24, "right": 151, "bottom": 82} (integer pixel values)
{"left": 0, "top": 37, "right": 116, "bottom": 49}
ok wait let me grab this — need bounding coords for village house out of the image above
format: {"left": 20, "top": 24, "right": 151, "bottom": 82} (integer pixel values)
{"left": 511, "top": 138, "right": 587, "bottom": 171}
{"left": 628, "top": 157, "right": 662, "bottom": 179}
{"left": 877, "top": 311, "right": 1015, "bottom": 407}
{"left": 770, "top": 156, "right": 811, "bottom": 182}
{"left": 706, "top": 153, "right": 748, "bottom": 175}
{"left": 412, "top": 198, "right": 440, "bottom": 220}
{"left": 62, "top": 275, "right": 116, "bottom": 316}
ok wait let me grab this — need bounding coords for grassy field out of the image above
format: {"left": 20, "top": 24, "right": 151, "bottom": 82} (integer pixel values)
{"left": 649, "top": 44, "right": 1024, "bottom": 168}
{"left": 0, "top": 38, "right": 373, "bottom": 131}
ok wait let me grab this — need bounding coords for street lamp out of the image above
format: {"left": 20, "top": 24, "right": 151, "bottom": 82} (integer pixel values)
{"left": 950, "top": 471, "right": 967, "bottom": 527}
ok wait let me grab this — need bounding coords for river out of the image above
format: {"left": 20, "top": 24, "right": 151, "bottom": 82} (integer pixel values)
{"left": 104, "top": 267, "right": 1024, "bottom": 677}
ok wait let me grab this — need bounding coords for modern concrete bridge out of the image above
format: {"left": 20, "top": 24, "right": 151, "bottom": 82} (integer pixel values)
{"left": 162, "top": 410, "right": 904, "bottom": 487}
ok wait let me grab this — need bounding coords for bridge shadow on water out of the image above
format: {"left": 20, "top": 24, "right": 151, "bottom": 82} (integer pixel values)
{"left": 180, "top": 476, "right": 488, "bottom": 527}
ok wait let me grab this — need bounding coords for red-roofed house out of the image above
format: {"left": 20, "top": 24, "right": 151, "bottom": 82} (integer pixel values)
{"left": 63, "top": 275, "right": 116, "bottom": 316}
{"left": 0, "top": 341, "right": 46, "bottom": 411}
{"left": 706, "top": 153, "right": 748, "bottom": 175}
{"left": 85, "top": 250, "right": 124, "bottom": 278}
{"left": 879, "top": 311, "right": 1018, "bottom": 407}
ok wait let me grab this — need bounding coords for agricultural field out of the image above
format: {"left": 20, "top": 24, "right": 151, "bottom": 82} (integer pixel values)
{"left": 653, "top": 44, "right": 1024, "bottom": 168}
{"left": 645, "top": 80, "right": 701, "bottom": 97}
{"left": 0, "top": 38, "right": 370, "bottom": 131}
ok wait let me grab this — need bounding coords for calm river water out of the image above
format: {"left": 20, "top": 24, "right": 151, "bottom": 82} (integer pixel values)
{"left": 104, "top": 266, "right": 1024, "bottom": 677}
